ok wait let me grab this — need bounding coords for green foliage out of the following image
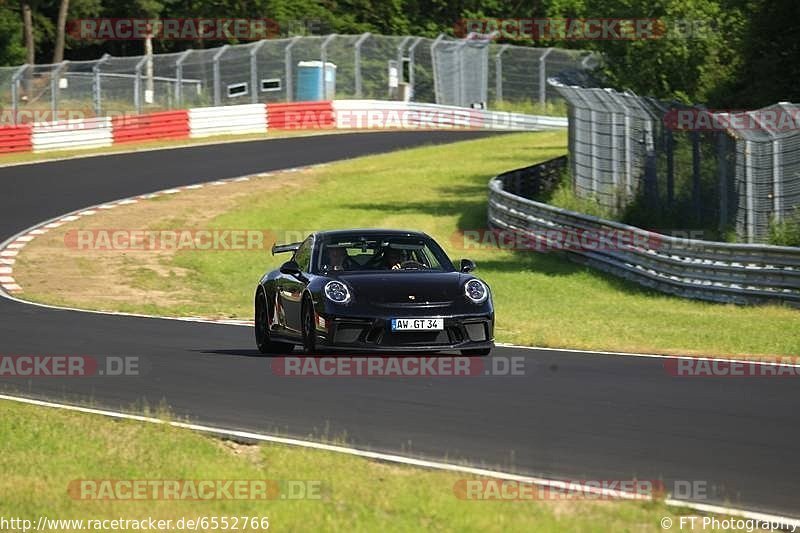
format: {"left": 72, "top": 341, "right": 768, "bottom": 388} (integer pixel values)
{"left": 0, "top": 6, "right": 25, "bottom": 66}
{"left": 544, "top": 0, "right": 747, "bottom": 104}
{"left": 768, "top": 209, "right": 800, "bottom": 247}
{"left": 1, "top": 0, "right": 797, "bottom": 108}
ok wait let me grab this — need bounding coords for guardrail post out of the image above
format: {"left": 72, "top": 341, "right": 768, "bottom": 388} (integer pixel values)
{"left": 134, "top": 55, "right": 148, "bottom": 114}
{"left": 320, "top": 34, "right": 336, "bottom": 100}
{"left": 539, "top": 48, "right": 553, "bottom": 106}
{"left": 495, "top": 44, "right": 509, "bottom": 103}
{"left": 284, "top": 37, "right": 300, "bottom": 102}
{"left": 92, "top": 54, "right": 110, "bottom": 116}
{"left": 212, "top": 45, "right": 229, "bottom": 106}
{"left": 249, "top": 40, "right": 267, "bottom": 104}
{"left": 174, "top": 50, "right": 191, "bottom": 108}
{"left": 354, "top": 32, "right": 371, "bottom": 98}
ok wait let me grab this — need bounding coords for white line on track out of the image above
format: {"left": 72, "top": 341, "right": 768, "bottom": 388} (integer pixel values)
{"left": 0, "top": 393, "right": 797, "bottom": 526}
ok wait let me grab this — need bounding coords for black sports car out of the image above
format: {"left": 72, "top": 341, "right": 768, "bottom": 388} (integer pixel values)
{"left": 254, "top": 229, "right": 494, "bottom": 355}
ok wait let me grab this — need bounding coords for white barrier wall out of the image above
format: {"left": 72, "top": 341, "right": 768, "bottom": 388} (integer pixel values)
{"left": 32, "top": 117, "right": 113, "bottom": 153}
{"left": 332, "top": 99, "right": 567, "bottom": 131}
{"left": 189, "top": 104, "right": 268, "bottom": 138}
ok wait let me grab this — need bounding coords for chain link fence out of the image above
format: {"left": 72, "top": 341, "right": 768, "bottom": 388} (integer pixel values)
{"left": 0, "top": 34, "right": 592, "bottom": 121}
{"left": 551, "top": 79, "right": 800, "bottom": 243}
{"left": 728, "top": 104, "right": 800, "bottom": 242}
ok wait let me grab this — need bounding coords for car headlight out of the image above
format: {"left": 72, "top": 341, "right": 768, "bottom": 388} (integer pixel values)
{"left": 464, "top": 279, "right": 488, "bottom": 304}
{"left": 324, "top": 281, "right": 351, "bottom": 304}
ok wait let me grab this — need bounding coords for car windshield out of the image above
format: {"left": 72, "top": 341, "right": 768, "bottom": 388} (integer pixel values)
{"left": 317, "top": 233, "right": 454, "bottom": 273}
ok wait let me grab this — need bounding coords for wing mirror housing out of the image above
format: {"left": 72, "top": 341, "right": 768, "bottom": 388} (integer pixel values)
{"left": 280, "top": 260, "right": 302, "bottom": 276}
{"left": 460, "top": 258, "right": 477, "bottom": 273}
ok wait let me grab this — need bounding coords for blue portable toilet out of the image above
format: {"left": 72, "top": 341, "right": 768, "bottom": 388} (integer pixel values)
{"left": 296, "top": 61, "right": 337, "bottom": 101}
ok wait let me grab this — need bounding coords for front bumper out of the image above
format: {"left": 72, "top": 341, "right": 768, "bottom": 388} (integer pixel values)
{"left": 312, "top": 312, "right": 494, "bottom": 353}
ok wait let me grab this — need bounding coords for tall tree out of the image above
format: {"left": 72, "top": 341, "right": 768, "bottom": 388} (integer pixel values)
{"left": 20, "top": 0, "right": 34, "bottom": 64}
{"left": 51, "top": 0, "right": 69, "bottom": 63}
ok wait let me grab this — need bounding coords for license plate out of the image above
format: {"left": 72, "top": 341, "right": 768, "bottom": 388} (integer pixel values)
{"left": 391, "top": 318, "right": 444, "bottom": 331}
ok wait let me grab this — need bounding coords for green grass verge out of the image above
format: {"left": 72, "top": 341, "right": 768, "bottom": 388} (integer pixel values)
{"left": 15, "top": 131, "right": 800, "bottom": 357}
{"left": 0, "top": 399, "right": 734, "bottom": 532}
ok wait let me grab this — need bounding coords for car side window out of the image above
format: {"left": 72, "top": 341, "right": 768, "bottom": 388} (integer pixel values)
{"left": 293, "top": 237, "right": 313, "bottom": 272}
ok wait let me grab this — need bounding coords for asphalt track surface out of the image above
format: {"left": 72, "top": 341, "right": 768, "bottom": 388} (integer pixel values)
{"left": 0, "top": 131, "right": 797, "bottom": 518}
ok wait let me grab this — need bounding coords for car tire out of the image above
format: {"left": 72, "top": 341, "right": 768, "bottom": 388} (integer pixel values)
{"left": 301, "top": 296, "right": 317, "bottom": 354}
{"left": 255, "top": 293, "right": 293, "bottom": 355}
{"left": 461, "top": 348, "right": 491, "bottom": 357}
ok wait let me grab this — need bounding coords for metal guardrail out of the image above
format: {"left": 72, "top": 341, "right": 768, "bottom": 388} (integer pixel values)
{"left": 488, "top": 157, "right": 800, "bottom": 307}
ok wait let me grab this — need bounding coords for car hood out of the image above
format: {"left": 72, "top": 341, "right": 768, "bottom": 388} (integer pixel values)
{"left": 333, "top": 271, "right": 465, "bottom": 305}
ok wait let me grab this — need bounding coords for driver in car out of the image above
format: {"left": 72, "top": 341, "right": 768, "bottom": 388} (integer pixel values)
{"left": 325, "top": 246, "right": 354, "bottom": 271}
{"left": 384, "top": 247, "right": 406, "bottom": 270}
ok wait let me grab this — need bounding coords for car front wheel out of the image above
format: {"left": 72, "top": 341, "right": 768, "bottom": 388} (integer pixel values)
{"left": 255, "top": 293, "right": 293, "bottom": 355}
{"left": 301, "top": 297, "right": 317, "bottom": 354}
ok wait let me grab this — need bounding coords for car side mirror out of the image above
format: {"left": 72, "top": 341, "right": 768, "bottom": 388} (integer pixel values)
{"left": 460, "top": 258, "right": 477, "bottom": 273}
{"left": 280, "top": 260, "right": 302, "bottom": 276}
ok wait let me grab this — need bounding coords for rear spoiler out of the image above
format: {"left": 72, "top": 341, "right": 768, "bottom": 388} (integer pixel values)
{"left": 271, "top": 242, "right": 302, "bottom": 255}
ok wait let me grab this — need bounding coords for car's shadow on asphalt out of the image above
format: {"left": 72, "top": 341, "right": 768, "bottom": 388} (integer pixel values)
{"left": 195, "top": 349, "right": 465, "bottom": 358}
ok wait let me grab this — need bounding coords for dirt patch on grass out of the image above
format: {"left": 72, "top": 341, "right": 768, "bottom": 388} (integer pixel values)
{"left": 14, "top": 168, "right": 315, "bottom": 314}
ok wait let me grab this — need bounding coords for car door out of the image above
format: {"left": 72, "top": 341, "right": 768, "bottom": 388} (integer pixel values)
{"left": 277, "top": 236, "right": 313, "bottom": 335}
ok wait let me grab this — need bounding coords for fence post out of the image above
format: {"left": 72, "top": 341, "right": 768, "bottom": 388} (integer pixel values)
{"left": 354, "top": 32, "right": 371, "bottom": 98}
{"left": 320, "top": 34, "right": 336, "bottom": 100}
{"left": 212, "top": 45, "right": 229, "bottom": 106}
{"left": 539, "top": 48, "right": 553, "bottom": 106}
{"left": 666, "top": 128, "right": 674, "bottom": 206}
{"left": 430, "top": 34, "right": 445, "bottom": 104}
{"left": 406, "top": 37, "right": 423, "bottom": 101}
{"left": 285, "top": 37, "right": 300, "bottom": 102}
{"left": 174, "top": 50, "right": 191, "bottom": 108}
{"left": 91, "top": 55, "right": 110, "bottom": 116}
{"left": 395, "top": 36, "right": 412, "bottom": 99}
{"left": 456, "top": 39, "right": 469, "bottom": 107}
{"left": 717, "top": 132, "right": 729, "bottom": 232}
{"left": 495, "top": 44, "right": 509, "bottom": 103}
{"left": 589, "top": 108, "right": 598, "bottom": 196}
{"left": 51, "top": 61, "right": 68, "bottom": 118}
{"left": 134, "top": 55, "right": 148, "bottom": 114}
{"left": 10, "top": 64, "right": 28, "bottom": 125}
{"left": 249, "top": 40, "right": 267, "bottom": 104}
{"left": 691, "top": 130, "right": 702, "bottom": 222}
{"left": 745, "top": 140, "right": 755, "bottom": 243}
{"left": 773, "top": 138, "right": 782, "bottom": 224}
